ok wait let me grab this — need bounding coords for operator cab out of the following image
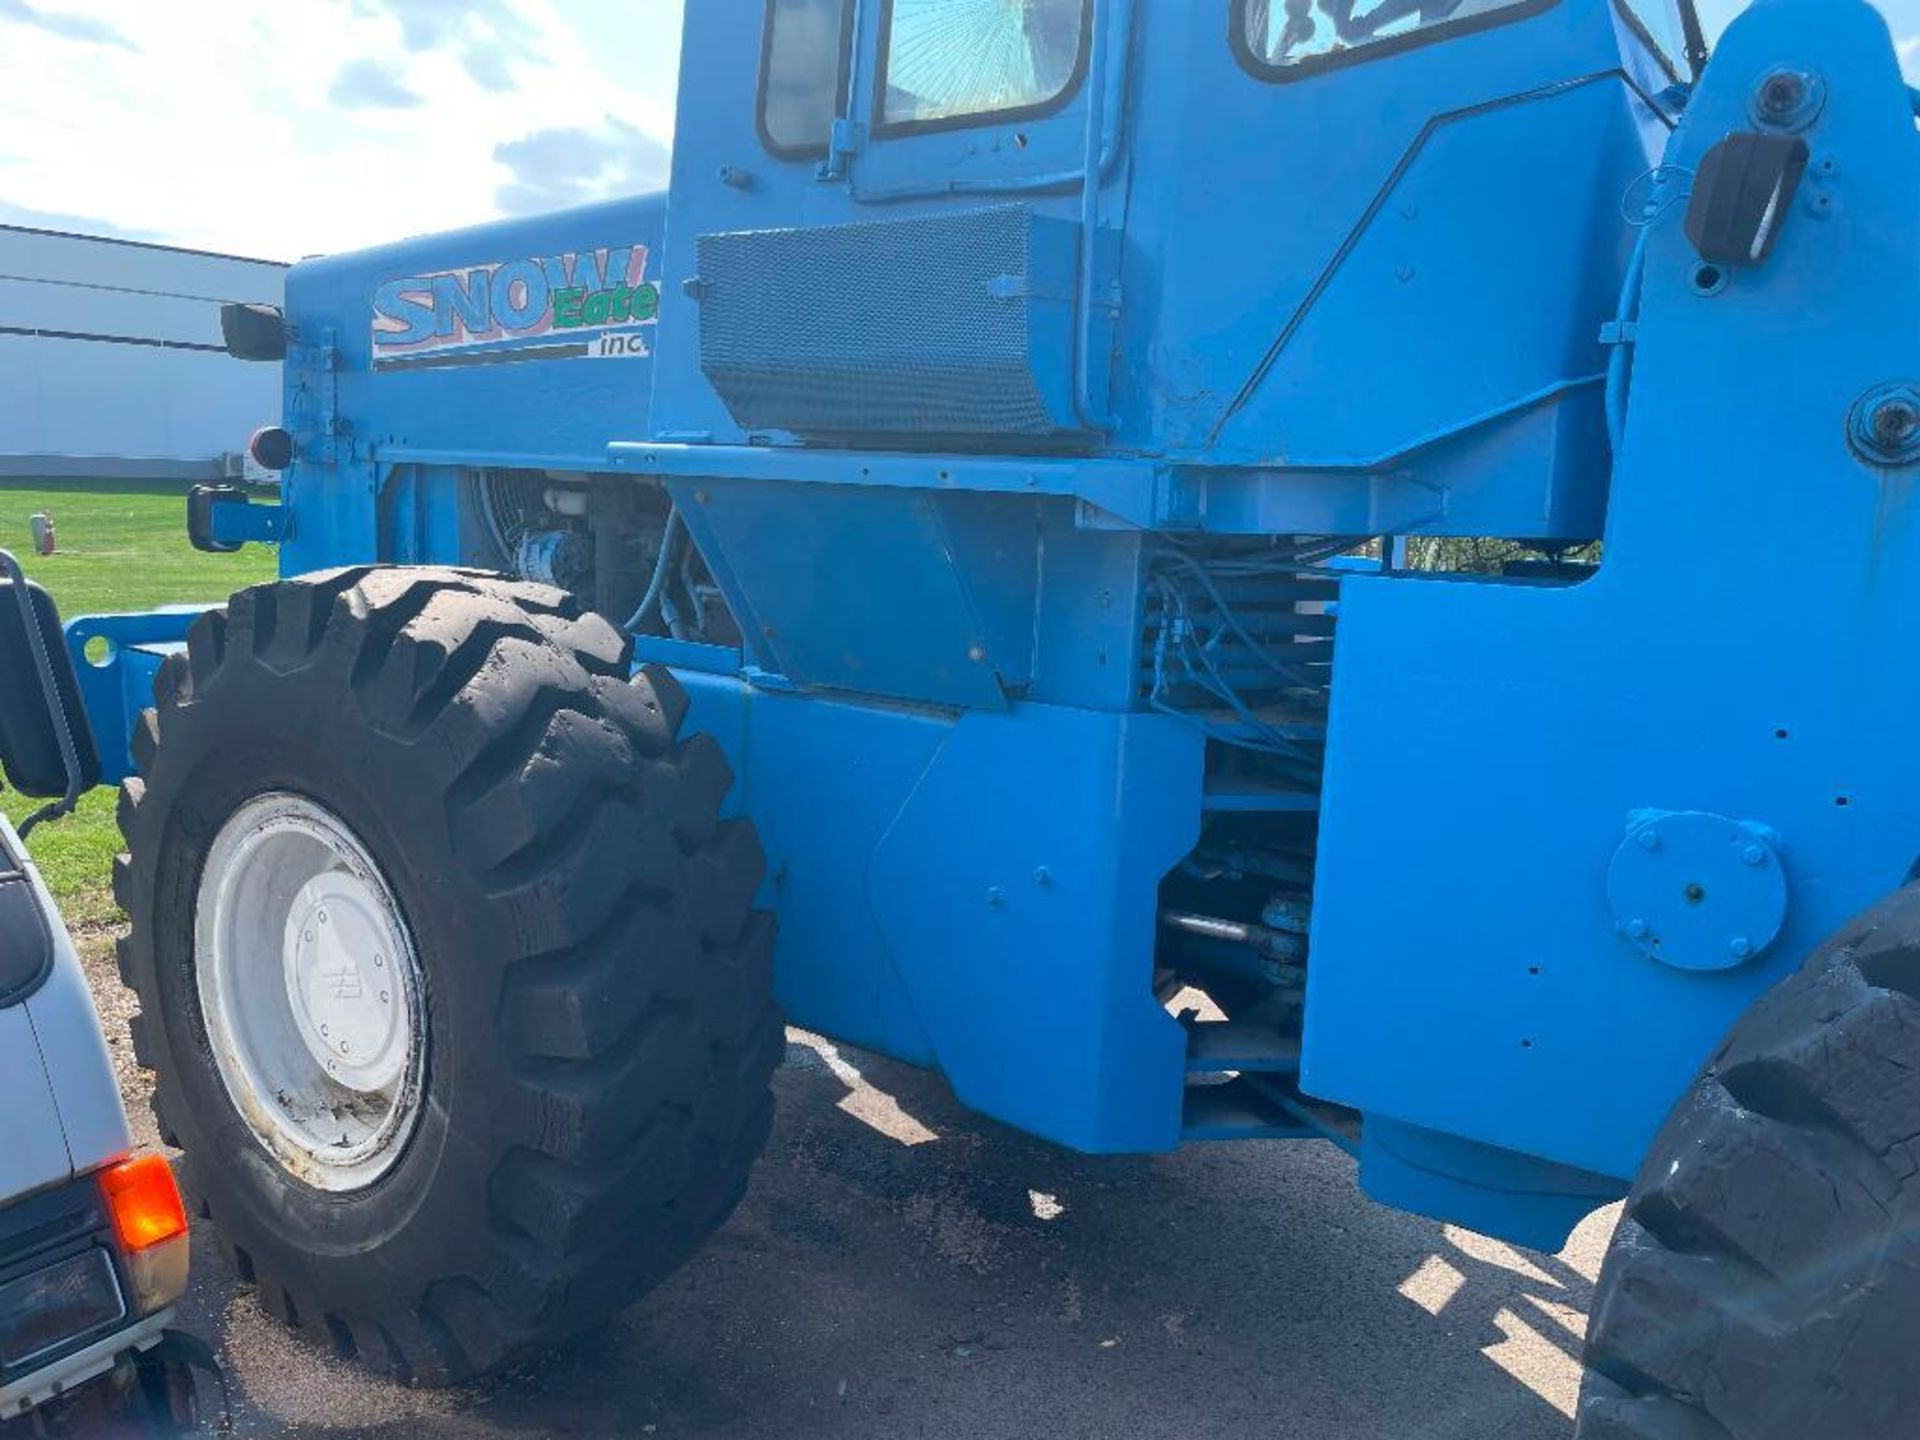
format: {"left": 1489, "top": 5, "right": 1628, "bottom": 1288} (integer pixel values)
{"left": 654, "top": 0, "right": 1693, "bottom": 545}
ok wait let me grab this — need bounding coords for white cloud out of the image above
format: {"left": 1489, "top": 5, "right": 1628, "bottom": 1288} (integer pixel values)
{"left": 0, "top": 197, "right": 155, "bottom": 239}
{"left": 353, "top": 0, "right": 542, "bottom": 94}
{"left": 0, "top": 0, "right": 679, "bottom": 261}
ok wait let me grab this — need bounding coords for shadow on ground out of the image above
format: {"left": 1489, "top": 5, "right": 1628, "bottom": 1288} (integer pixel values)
{"left": 133, "top": 1018, "right": 1611, "bottom": 1440}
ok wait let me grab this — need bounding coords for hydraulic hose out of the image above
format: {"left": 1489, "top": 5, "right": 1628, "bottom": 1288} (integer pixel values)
{"left": 1605, "top": 225, "right": 1651, "bottom": 461}
{"left": 623, "top": 507, "right": 685, "bottom": 635}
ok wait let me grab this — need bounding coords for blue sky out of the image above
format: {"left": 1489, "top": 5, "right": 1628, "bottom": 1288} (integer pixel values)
{"left": 0, "top": 1, "right": 1913, "bottom": 261}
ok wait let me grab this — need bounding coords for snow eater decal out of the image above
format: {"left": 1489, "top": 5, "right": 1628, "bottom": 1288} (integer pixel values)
{"left": 371, "top": 244, "right": 660, "bottom": 371}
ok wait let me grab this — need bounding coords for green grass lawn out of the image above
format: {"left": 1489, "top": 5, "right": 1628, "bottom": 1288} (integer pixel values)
{"left": 1, "top": 481, "right": 275, "bottom": 925}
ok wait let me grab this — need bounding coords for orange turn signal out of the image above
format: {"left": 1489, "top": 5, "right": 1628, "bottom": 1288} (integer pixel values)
{"left": 98, "top": 1154, "right": 189, "bottom": 1254}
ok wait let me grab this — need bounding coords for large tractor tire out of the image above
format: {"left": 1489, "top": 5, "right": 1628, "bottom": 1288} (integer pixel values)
{"left": 1577, "top": 884, "right": 1920, "bottom": 1439}
{"left": 115, "top": 567, "right": 784, "bottom": 1384}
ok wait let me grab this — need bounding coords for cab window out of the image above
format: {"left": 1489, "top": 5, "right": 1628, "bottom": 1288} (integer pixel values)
{"left": 759, "top": 0, "right": 855, "bottom": 157}
{"left": 1238, "top": 0, "right": 1552, "bottom": 74}
{"left": 1613, "top": 0, "right": 1687, "bottom": 79}
{"left": 877, "top": 0, "right": 1091, "bottom": 131}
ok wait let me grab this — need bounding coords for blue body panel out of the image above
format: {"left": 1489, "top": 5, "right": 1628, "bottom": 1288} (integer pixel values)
{"left": 677, "top": 667, "right": 1198, "bottom": 1150}
{"left": 64, "top": 610, "right": 202, "bottom": 785}
{"left": 276, "top": 197, "right": 668, "bottom": 574}
{"left": 70, "top": 0, "right": 1920, "bottom": 1250}
{"left": 1306, "top": 0, "right": 1920, "bottom": 1238}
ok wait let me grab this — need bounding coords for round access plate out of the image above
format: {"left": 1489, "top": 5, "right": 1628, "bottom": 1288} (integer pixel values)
{"left": 1607, "top": 810, "right": 1788, "bottom": 973}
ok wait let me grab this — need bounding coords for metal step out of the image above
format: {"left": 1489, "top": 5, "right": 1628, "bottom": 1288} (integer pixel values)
{"left": 1180, "top": 1078, "right": 1311, "bottom": 1141}
{"left": 1183, "top": 1021, "right": 1303, "bottom": 1074}
{"left": 1185, "top": 708, "right": 1328, "bottom": 742}
{"left": 1201, "top": 775, "right": 1320, "bottom": 813}
{"left": 1238, "top": 1073, "right": 1364, "bottom": 1152}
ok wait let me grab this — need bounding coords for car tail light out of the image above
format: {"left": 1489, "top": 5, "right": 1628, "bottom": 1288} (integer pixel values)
{"left": 97, "top": 1156, "right": 189, "bottom": 1314}
{"left": 100, "top": 1156, "right": 186, "bottom": 1253}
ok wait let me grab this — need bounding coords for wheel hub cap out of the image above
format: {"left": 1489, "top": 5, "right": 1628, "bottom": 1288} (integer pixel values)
{"left": 196, "top": 793, "right": 427, "bottom": 1192}
{"left": 283, "top": 873, "right": 410, "bottom": 1094}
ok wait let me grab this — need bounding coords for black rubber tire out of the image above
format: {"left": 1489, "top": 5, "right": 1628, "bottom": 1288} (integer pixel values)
{"left": 1577, "top": 884, "right": 1920, "bottom": 1440}
{"left": 114, "top": 566, "right": 784, "bottom": 1385}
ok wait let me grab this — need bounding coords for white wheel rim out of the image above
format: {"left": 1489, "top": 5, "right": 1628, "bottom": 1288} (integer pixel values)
{"left": 196, "top": 793, "right": 427, "bottom": 1192}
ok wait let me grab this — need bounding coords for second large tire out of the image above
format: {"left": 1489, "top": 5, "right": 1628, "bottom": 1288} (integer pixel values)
{"left": 1577, "top": 883, "right": 1920, "bottom": 1439}
{"left": 115, "top": 566, "right": 785, "bottom": 1383}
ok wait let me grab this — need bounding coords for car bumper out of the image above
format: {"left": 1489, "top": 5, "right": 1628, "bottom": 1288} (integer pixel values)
{"left": 0, "top": 1170, "right": 178, "bottom": 1420}
{"left": 0, "top": 1307, "right": 173, "bottom": 1419}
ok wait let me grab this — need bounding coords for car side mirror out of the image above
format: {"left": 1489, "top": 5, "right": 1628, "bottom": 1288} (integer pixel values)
{"left": 0, "top": 550, "right": 99, "bottom": 803}
{"left": 221, "top": 302, "right": 288, "bottom": 363}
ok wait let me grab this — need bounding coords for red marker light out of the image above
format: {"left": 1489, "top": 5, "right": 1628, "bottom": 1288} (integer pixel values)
{"left": 99, "top": 1154, "right": 188, "bottom": 1254}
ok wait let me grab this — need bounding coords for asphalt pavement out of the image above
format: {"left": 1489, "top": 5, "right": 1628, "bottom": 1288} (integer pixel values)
{"left": 82, "top": 934, "right": 1609, "bottom": 1440}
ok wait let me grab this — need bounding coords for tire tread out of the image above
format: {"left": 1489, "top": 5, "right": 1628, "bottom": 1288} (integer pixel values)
{"left": 114, "top": 566, "right": 781, "bottom": 1386}
{"left": 1578, "top": 885, "right": 1920, "bottom": 1440}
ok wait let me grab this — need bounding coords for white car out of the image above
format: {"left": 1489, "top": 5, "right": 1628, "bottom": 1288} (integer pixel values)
{"left": 0, "top": 550, "right": 195, "bottom": 1427}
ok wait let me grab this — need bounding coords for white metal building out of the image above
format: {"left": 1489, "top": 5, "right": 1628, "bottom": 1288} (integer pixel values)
{"left": 0, "top": 225, "right": 286, "bottom": 481}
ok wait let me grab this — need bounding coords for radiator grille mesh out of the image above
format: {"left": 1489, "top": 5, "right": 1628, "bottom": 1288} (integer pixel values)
{"left": 697, "top": 205, "right": 1075, "bottom": 437}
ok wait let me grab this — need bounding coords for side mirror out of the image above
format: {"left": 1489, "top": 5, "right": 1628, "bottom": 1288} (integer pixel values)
{"left": 0, "top": 551, "right": 99, "bottom": 804}
{"left": 220, "top": 302, "right": 288, "bottom": 363}
{"left": 188, "top": 484, "right": 247, "bottom": 554}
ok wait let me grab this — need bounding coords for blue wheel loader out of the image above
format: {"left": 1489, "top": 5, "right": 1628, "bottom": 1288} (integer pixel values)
{"left": 65, "top": 0, "right": 1920, "bottom": 1433}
